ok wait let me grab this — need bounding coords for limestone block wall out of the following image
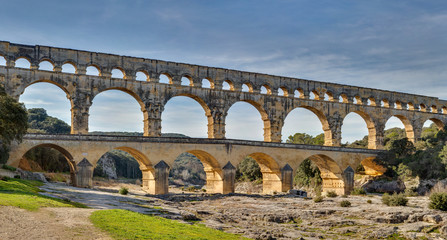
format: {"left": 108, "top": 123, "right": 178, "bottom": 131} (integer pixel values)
{"left": 1, "top": 41, "right": 446, "bottom": 150}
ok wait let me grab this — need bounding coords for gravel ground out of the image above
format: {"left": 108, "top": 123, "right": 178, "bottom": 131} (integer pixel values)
{"left": 2, "top": 182, "right": 447, "bottom": 239}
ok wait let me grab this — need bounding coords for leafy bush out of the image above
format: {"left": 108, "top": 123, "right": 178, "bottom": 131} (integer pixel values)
{"left": 429, "top": 192, "right": 447, "bottom": 211}
{"left": 186, "top": 186, "right": 197, "bottom": 192}
{"left": 294, "top": 158, "right": 322, "bottom": 188}
{"left": 382, "top": 193, "right": 408, "bottom": 206}
{"left": 340, "top": 200, "right": 351, "bottom": 207}
{"left": 236, "top": 157, "right": 262, "bottom": 182}
{"left": 351, "top": 187, "right": 366, "bottom": 195}
{"left": 313, "top": 196, "right": 324, "bottom": 203}
{"left": 367, "top": 200, "right": 372, "bottom": 204}
{"left": 119, "top": 187, "right": 128, "bottom": 195}
{"left": 326, "top": 191, "right": 337, "bottom": 198}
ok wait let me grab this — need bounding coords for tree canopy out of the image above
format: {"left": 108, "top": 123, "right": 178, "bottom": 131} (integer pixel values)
{"left": 0, "top": 84, "right": 28, "bottom": 163}
{"left": 27, "top": 108, "right": 71, "bottom": 134}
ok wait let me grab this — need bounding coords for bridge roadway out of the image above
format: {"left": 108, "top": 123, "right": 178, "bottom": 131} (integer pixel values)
{"left": 8, "top": 134, "right": 383, "bottom": 195}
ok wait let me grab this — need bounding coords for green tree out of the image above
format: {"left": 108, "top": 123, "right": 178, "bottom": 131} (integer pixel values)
{"left": 287, "top": 133, "right": 324, "bottom": 145}
{"left": 236, "top": 157, "right": 262, "bottom": 182}
{"left": 27, "top": 108, "right": 70, "bottom": 134}
{"left": 0, "top": 84, "right": 28, "bottom": 163}
{"left": 294, "top": 158, "right": 321, "bottom": 188}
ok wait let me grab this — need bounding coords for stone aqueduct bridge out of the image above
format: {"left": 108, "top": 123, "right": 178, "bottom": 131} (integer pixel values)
{"left": 1, "top": 41, "right": 447, "bottom": 194}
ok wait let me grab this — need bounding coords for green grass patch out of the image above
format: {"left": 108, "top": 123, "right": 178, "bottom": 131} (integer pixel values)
{"left": 90, "top": 209, "right": 248, "bottom": 240}
{"left": 0, "top": 178, "right": 86, "bottom": 210}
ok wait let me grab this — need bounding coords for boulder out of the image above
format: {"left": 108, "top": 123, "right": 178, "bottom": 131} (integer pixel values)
{"left": 15, "top": 168, "right": 47, "bottom": 183}
{"left": 363, "top": 179, "right": 405, "bottom": 193}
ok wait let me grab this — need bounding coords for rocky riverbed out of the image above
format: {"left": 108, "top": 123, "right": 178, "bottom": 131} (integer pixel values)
{"left": 36, "top": 182, "right": 447, "bottom": 240}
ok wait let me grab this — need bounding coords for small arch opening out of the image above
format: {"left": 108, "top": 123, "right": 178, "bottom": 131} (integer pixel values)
{"left": 222, "top": 80, "right": 234, "bottom": 91}
{"left": 381, "top": 99, "right": 389, "bottom": 108}
{"left": 159, "top": 73, "right": 172, "bottom": 84}
{"left": 394, "top": 101, "right": 402, "bottom": 109}
{"left": 368, "top": 97, "right": 376, "bottom": 106}
{"left": 202, "top": 78, "right": 214, "bottom": 89}
{"left": 39, "top": 60, "right": 54, "bottom": 71}
{"left": 15, "top": 58, "right": 31, "bottom": 69}
{"left": 181, "top": 76, "right": 193, "bottom": 86}
{"left": 295, "top": 88, "right": 304, "bottom": 98}
{"left": 260, "top": 85, "right": 272, "bottom": 95}
{"left": 431, "top": 105, "right": 438, "bottom": 113}
{"left": 419, "top": 104, "right": 427, "bottom": 112}
{"left": 86, "top": 65, "right": 101, "bottom": 76}
{"left": 61, "top": 63, "right": 76, "bottom": 74}
{"left": 278, "top": 87, "right": 288, "bottom": 97}
{"left": 407, "top": 102, "right": 415, "bottom": 110}
{"left": 310, "top": 91, "right": 320, "bottom": 100}
{"left": 353, "top": 96, "right": 362, "bottom": 105}
{"left": 324, "top": 92, "right": 333, "bottom": 101}
{"left": 339, "top": 94, "right": 348, "bottom": 103}
{"left": 111, "top": 68, "right": 125, "bottom": 79}
{"left": 0, "top": 56, "right": 6, "bottom": 66}
{"left": 442, "top": 106, "right": 447, "bottom": 114}
{"left": 242, "top": 83, "right": 252, "bottom": 93}
{"left": 136, "top": 71, "right": 148, "bottom": 81}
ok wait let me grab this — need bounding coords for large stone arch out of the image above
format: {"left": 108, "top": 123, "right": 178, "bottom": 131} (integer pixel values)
{"left": 90, "top": 87, "right": 149, "bottom": 135}
{"left": 246, "top": 152, "right": 282, "bottom": 194}
{"left": 185, "top": 150, "right": 224, "bottom": 193}
{"left": 225, "top": 100, "right": 271, "bottom": 142}
{"left": 162, "top": 94, "right": 213, "bottom": 138}
{"left": 8, "top": 143, "right": 77, "bottom": 186}
{"left": 284, "top": 105, "right": 332, "bottom": 146}
{"left": 386, "top": 115, "right": 415, "bottom": 142}
{"left": 14, "top": 78, "right": 73, "bottom": 103}
{"left": 306, "top": 154, "right": 348, "bottom": 195}
{"left": 343, "top": 110, "right": 377, "bottom": 149}
{"left": 422, "top": 117, "right": 445, "bottom": 130}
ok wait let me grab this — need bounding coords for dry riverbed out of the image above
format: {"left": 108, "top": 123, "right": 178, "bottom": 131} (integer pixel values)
{"left": 2, "top": 182, "right": 447, "bottom": 239}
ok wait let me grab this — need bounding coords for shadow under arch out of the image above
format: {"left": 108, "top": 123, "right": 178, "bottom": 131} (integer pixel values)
{"left": 284, "top": 105, "right": 332, "bottom": 146}
{"left": 246, "top": 152, "right": 282, "bottom": 194}
{"left": 361, "top": 157, "right": 386, "bottom": 176}
{"left": 306, "top": 154, "right": 346, "bottom": 195}
{"left": 343, "top": 110, "right": 377, "bottom": 149}
{"left": 225, "top": 100, "right": 272, "bottom": 142}
{"left": 91, "top": 87, "right": 149, "bottom": 135}
{"left": 19, "top": 143, "right": 77, "bottom": 186}
{"left": 387, "top": 115, "right": 415, "bottom": 142}
{"left": 162, "top": 94, "right": 212, "bottom": 138}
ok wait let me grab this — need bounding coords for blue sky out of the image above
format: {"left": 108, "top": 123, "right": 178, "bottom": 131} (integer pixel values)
{"left": 2, "top": 0, "right": 447, "bottom": 142}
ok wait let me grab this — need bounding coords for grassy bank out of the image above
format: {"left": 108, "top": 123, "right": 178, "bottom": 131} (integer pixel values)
{"left": 90, "top": 209, "right": 248, "bottom": 240}
{"left": 0, "top": 177, "right": 86, "bottom": 210}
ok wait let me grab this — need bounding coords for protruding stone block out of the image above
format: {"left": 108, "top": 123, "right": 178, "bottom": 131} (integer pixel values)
{"left": 76, "top": 158, "right": 93, "bottom": 187}
{"left": 281, "top": 164, "right": 293, "bottom": 192}
{"left": 222, "top": 161, "right": 236, "bottom": 194}
{"left": 343, "top": 166, "right": 355, "bottom": 194}
{"left": 153, "top": 160, "right": 170, "bottom": 194}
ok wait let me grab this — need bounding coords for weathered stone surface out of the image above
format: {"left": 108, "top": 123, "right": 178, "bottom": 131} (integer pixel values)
{"left": 16, "top": 168, "right": 47, "bottom": 183}
{"left": 363, "top": 179, "right": 406, "bottom": 193}
{"left": 3, "top": 41, "right": 447, "bottom": 196}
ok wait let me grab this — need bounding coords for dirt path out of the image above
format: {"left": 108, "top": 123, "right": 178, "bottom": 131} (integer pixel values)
{"left": 0, "top": 206, "right": 111, "bottom": 240}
